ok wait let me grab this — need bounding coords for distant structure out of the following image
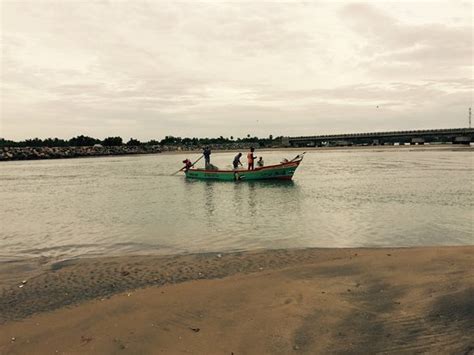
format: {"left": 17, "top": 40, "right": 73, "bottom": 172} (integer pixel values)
{"left": 286, "top": 128, "right": 474, "bottom": 147}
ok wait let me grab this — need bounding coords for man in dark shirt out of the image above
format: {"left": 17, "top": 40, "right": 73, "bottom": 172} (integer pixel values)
{"left": 203, "top": 147, "right": 211, "bottom": 168}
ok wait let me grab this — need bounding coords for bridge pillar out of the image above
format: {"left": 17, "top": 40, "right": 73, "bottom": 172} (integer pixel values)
{"left": 453, "top": 136, "right": 471, "bottom": 144}
{"left": 411, "top": 137, "right": 425, "bottom": 145}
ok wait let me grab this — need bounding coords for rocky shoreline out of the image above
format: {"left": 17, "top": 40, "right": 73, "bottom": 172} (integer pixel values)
{"left": 0, "top": 143, "right": 266, "bottom": 162}
{"left": 0, "top": 145, "right": 164, "bottom": 161}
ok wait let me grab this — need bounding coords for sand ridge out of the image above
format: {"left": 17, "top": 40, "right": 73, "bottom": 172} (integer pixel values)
{"left": 0, "top": 247, "right": 473, "bottom": 354}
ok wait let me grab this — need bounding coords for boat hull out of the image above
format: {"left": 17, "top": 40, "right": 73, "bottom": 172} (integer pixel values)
{"left": 185, "top": 160, "right": 301, "bottom": 181}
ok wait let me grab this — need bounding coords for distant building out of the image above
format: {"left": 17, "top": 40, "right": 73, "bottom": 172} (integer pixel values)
{"left": 281, "top": 137, "right": 291, "bottom": 147}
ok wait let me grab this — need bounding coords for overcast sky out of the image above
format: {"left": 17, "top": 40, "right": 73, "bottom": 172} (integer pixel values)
{"left": 1, "top": 0, "right": 472, "bottom": 141}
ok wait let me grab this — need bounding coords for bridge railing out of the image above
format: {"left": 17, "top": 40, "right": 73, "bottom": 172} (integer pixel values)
{"left": 289, "top": 128, "right": 474, "bottom": 141}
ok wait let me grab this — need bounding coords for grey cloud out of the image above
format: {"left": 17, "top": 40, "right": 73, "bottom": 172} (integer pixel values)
{"left": 1, "top": 1, "right": 472, "bottom": 140}
{"left": 252, "top": 79, "right": 471, "bottom": 106}
{"left": 340, "top": 3, "right": 473, "bottom": 78}
{"left": 174, "top": 3, "right": 318, "bottom": 55}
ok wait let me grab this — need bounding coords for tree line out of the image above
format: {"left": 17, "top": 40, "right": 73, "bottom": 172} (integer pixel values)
{"left": 0, "top": 134, "right": 279, "bottom": 148}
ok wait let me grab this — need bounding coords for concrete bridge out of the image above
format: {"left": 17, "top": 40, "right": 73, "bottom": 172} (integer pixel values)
{"left": 285, "top": 128, "right": 474, "bottom": 147}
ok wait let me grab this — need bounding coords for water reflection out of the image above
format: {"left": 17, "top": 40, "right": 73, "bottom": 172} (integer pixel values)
{"left": 233, "top": 182, "right": 244, "bottom": 216}
{"left": 245, "top": 180, "right": 296, "bottom": 188}
{"left": 204, "top": 180, "right": 215, "bottom": 220}
{"left": 247, "top": 183, "right": 257, "bottom": 217}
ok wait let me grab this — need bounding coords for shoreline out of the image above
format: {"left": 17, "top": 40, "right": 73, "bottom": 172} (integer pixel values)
{"left": 1, "top": 144, "right": 472, "bottom": 164}
{"left": 1, "top": 246, "right": 473, "bottom": 353}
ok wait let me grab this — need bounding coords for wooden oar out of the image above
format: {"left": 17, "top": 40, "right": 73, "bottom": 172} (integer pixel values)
{"left": 171, "top": 154, "right": 204, "bottom": 175}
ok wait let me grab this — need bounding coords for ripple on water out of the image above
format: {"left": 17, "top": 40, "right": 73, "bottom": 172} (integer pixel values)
{"left": 0, "top": 149, "right": 473, "bottom": 258}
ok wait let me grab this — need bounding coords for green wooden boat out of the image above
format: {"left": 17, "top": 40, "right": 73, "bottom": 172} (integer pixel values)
{"left": 184, "top": 154, "right": 305, "bottom": 181}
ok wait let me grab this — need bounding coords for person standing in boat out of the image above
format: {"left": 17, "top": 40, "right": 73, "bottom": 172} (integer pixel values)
{"left": 203, "top": 146, "right": 211, "bottom": 169}
{"left": 233, "top": 152, "right": 243, "bottom": 169}
{"left": 247, "top": 147, "right": 257, "bottom": 170}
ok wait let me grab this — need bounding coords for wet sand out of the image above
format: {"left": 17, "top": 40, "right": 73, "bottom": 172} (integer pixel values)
{"left": 0, "top": 247, "right": 473, "bottom": 354}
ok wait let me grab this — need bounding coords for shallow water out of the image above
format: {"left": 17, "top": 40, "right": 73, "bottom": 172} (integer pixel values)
{"left": 0, "top": 148, "right": 473, "bottom": 260}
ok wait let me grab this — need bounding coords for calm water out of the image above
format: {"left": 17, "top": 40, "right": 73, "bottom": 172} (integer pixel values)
{"left": 0, "top": 148, "right": 473, "bottom": 260}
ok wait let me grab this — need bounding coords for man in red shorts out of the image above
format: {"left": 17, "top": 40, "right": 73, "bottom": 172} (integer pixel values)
{"left": 247, "top": 147, "right": 257, "bottom": 170}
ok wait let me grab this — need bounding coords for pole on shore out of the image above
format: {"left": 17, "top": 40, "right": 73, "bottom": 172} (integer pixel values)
{"left": 469, "top": 107, "right": 471, "bottom": 129}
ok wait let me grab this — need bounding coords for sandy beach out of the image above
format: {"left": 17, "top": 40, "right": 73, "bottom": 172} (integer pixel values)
{"left": 0, "top": 247, "right": 473, "bottom": 354}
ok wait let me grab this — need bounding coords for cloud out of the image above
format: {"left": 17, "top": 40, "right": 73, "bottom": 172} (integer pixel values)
{"left": 340, "top": 3, "right": 473, "bottom": 78}
{"left": 1, "top": 1, "right": 472, "bottom": 140}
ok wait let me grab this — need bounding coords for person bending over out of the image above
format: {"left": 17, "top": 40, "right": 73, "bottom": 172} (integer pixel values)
{"left": 233, "top": 152, "right": 243, "bottom": 169}
{"left": 182, "top": 159, "right": 192, "bottom": 171}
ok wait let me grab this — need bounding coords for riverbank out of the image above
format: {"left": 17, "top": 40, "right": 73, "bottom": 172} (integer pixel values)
{"left": 1, "top": 143, "right": 472, "bottom": 162}
{"left": 0, "top": 143, "right": 264, "bottom": 161}
{"left": 1, "top": 247, "right": 472, "bottom": 354}
{"left": 0, "top": 145, "right": 164, "bottom": 161}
